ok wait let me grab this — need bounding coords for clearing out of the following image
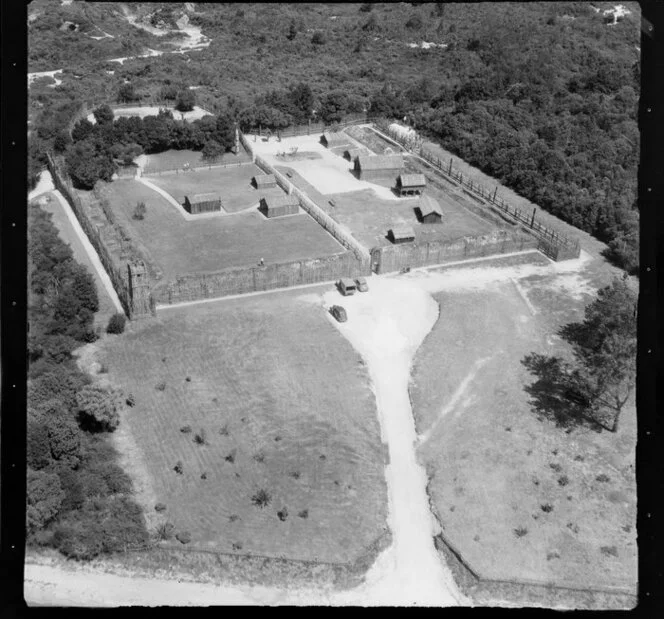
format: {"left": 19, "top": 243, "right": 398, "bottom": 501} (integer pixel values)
{"left": 141, "top": 148, "right": 251, "bottom": 174}
{"left": 98, "top": 289, "right": 388, "bottom": 564}
{"left": 99, "top": 179, "right": 343, "bottom": 280}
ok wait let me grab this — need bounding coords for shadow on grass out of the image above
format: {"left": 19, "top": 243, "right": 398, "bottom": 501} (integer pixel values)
{"left": 521, "top": 353, "right": 601, "bottom": 433}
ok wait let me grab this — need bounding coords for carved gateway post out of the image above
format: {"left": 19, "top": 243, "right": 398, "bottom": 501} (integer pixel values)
{"left": 127, "top": 261, "right": 152, "bottom": 318}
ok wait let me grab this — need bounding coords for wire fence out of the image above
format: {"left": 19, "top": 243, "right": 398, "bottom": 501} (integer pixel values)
{"left": 142, "top": 157, "right": 252, "bottom": 177}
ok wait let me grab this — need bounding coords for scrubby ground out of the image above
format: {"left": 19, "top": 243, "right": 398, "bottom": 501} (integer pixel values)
{"left": 98, "top": 290, "right": 388, "bottom": 564}
{"left": 102, "top": 179, "right": 343, "bottom": 279}
{"left": 409, "top": 250, "right": 636, "bottom": 592}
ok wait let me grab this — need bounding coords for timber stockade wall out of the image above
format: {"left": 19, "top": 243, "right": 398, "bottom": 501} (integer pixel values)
{"left": 154, "top": 252, "right": 368, "bottom": 305}
{"left": 46, "top": 153, "right": 154, "bottom": 318}
{"left": 433, "top": 534, "right": 637, "bottom": 610}
{"left": 246, "top": 112, "right": 380, "bottom": 140}
{"left": 370, "top": 230, "right": 539, "bottom": 275}
{"left": 373, "top": 121, "right": 582, "bottom": 262}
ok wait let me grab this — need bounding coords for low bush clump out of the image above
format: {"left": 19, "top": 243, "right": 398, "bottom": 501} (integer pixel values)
{"left": 277, "top": 507, "right": 288, "bottom": 521}
{"left": 514, "top": 526, "right": 529, "bottom": 538}
{"left": 549, "top": 462, "right": 562, "bottom": 473}
{"left": 154, "top": 503, "right": 167, "bottom": 512}
{"left": 106, "top": 313, "right": 127, "bottom": 335}
{"left": 125, "top": 393, "right": 135, "bottom": 407}
{"left": 193, "top": 429, "right": 207, "bottom": 445}
{"left": 540, "top": 503, "right": 554, "bottom": 513}
{"left": 224, "top": 450, "right": 236, "bottom": 463}
{"left": 251, "top": 489, "right": 271, "bottom": 508}
{"left": 173, "top": 461, "right": 183, "bottom": 475}
{"left": 132, "top": 201, "right": 146, "bottom": 221}
{"left": 596, "top": 473, "right": 611, "bottom": 483}
{"left": 558, "top": 475, "right": 570, "bottom": 487}
{"left": 176, "top": 530, "right": 191, "bottom": 544}
{"left": 219, "top": 423, "right": 230, "bottom": 436}
{"left": 180, "top": 425, "right": 192, "bottom": 434}
{"left": 155, "top": 381, "right": 166, "bottom": 391}
{"left": 298, "top": 509, "right": 309, "bottom": 519}
{"left": 156, "top": 522, "right": 175, "bottom": 540}
{"left": 600, "top": 545, "right": 618, "bottom": 557}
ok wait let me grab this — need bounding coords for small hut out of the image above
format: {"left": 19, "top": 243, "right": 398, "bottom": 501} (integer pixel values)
{"left": 321, "top": 131, "right": 350, "bottom": 148}
{"left": 184, "top": 192, "right": 222, "bottom": 214}
{"left": 260, "top": 195, "right": 299, "bottom": 218}
{"left": 254, "top": 174, "right": 277, "bottom": 189}
{"left": 418, "top": 195, "right": 443, "bottom": 224}
{"left": 388, "top": 225, "right": 415, "bottom": 244}
{"left": 397, "top": 173, "right": 426, "bottom": 196}
{"left": 355, "top": 154, "right": 405, "bottom": 181}
{"left": 344, "top": 147, "right": 362, "bottom": 162}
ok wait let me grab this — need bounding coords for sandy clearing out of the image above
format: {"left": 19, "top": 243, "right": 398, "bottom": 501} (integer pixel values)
{"left": 248, "top": 133, "right": 404, "bottom": 200}
{"left": 28, "top": 171, "right": 55, "bottom": 201}
{"left": 87, "top": 105, "right": 213, "bottom": 124}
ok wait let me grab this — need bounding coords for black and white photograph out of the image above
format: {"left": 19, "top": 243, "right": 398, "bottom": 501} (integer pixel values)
{"left": 18, "top": 0, "right": 647, "bottom": 609}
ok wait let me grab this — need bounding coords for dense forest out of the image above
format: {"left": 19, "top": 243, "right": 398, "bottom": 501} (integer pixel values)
{"left": 28, "top": 2, "right": 640, "bottom": 272}
{"left": 27, "top": 202, "right": 148, "bottom": 559}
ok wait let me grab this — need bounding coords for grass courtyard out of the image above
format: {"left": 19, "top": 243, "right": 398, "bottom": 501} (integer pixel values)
{"left": 103, "top": 180, "right": 344, "bottom": 280}
{"left": 409, "top": 264, "right": 636, "bottom": 591}
{"left": 148, "top": 164, "right": 283, "bottom": 213}
{"left": 99, "top": 289, "right": 388, "bottom": 564}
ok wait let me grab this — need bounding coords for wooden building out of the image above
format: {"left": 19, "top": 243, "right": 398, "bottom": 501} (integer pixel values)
{"left": 254, "top": 174, "right": 277, "bottom": 189}
{"left": 260, "top": 195, "right": 299, "bottom": 218}
{"left": 388, "top": 225, "right": 415, "bottom": 244}
{"left": 397, "top": 173, "right": 426, "bottom": 196}
{"left": 418, "top": 194, "right": 443, "bottom": 223}
{"left": 184, "top": 192, "right": 222, "bottom": 214}
{"left": 321, "top": 131, "right": 350, "bottom": 148}
{"left": 355, "top": 154, "right": 405, "bottom": 181}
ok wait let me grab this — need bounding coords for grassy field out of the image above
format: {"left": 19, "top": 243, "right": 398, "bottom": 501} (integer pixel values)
{"left": 105, "top": 180, "right": 343, "bottom": 279}
{"left": 148, "top": 164, "right": 284, "bottom": 213}
{"left": 277, "top": 166, "right": 497, "bottom": 250}
{"left": 34, "top": 193, "right": 118, "bottom": 329}
{"left": 99, "top": 289, "right": 388, "bottom": 564}
{"left": 143, "top": 149, "right": 252, "bottom": 175}
{"left": 409, "top": 263, "right": 636, "bottom": 590}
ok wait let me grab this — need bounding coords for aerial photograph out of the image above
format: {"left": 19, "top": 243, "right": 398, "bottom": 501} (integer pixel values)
{"left": 24, "top": 1, "right": 639, "bottom": 608}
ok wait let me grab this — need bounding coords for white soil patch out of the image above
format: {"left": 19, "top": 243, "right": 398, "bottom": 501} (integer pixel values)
{"left": 27, "top": 70, "right": 63, "bottom": 87}
{"left": 28, "top": 171, "right": 55, "bottom": 201}
{"left": 248, "top": 133, "right": 403, "bottom": 200}
{"left": 86, "top": 105, "right": 212, "bottom": 124}
{"left": 407, "top": 41, "right": 447, "bottom": 49}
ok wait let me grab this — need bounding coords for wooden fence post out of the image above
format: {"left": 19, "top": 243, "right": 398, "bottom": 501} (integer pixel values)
{"left": 530, "top": 208, "right": 537, "bottom": 228}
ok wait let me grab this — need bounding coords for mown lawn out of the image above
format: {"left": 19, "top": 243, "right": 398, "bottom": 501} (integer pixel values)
{"left": 100, "top": 290, "right": 388, "bottom": 564}
{"left": 409, "top": 268, "right": 636, "bottom": 591}
{"left": 148, "top": 164, "right": 283, "bottom": 213}
{"left": 105, "top": 180, "right": 344, "bottom": 279}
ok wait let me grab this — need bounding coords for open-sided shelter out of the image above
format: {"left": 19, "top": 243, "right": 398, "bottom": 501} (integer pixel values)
{"left": 184, "top": 192, "right": 222, "bottom": 214}
{"left": 355, "top": 154, "right": 405, "bottom": 181}
{"left": 397, "top": 173, "right": 426, "bottom": 196}
{"left": 259, "top": 195, "right": 299, "bottom": 218}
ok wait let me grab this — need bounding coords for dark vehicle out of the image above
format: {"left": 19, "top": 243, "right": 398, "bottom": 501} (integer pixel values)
{"left": 564, "top": 388, "right": 591, "bottom": 407}
{"left": 355, "top": 277, "right": 369, "bottom": 292}
{"left": 330, "top": 305, "right": 347, "bottom": 323}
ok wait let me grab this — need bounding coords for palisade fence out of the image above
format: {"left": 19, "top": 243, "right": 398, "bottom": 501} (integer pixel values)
{"left": 45, "top": 152, "right": 139, "bottom": 317}
{"left": 154, "top": 251, "right": 366, "bottom": 305}
{"left": 373, "top": 122, "right": 581, "bottom": 261}
{"left": 371, "top": 230, "right": 539, "bottom": 275}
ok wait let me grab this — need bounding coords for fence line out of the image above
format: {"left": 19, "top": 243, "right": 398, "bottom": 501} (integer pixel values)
{"left": 142, "top": 158, "right": 252, "bottom": 177}
{"left": 374, "top": 123, "right": 581, "bottom": 261}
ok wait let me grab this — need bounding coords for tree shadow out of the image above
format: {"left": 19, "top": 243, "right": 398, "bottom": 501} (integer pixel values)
{"left": 521, "top": 353, "right": 602, "bottom": 433}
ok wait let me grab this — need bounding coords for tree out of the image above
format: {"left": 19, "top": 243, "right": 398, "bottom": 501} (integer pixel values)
{"left": 106, "top": 313, "right": 127, "bottom": 334}
{"left": 132, "top": 201, "right": 147, "bottom": 221}
{"left": 27, "top": 468, "right": 65, "bottom": 535}
{"left": 559, "top": 276, "right": 637, "bottom": 431}
{"left": 71, "top": 119, "right": 96, "bottom": 143}
{"left": 311, "top": 31, "right": 325, "bottom": 46}
{"left": 175, "top": 89, "right": 196, "bottom": 112}
{"left": 117, "top": 83, "right": 138, "bottom": 103}
{"left": 286, "top": 19, "right": 297, "bottom": 41}
{"left": 93, "top": 104, "right": 114, "bottom": 126}
{"left": 65, "top": 139, "right": 115, "bottom": 190}
{"left": 46, "top": 413, "right": 82, "bottom": 466}
{"left": 202, "top": 139, "right": 224, "bottom": 161}
{"left": 76, "top": 384, "right": 121, "bottom": 433}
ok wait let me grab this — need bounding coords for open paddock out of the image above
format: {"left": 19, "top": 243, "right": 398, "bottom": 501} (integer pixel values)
{"left": 99, "top": 290, "right": 388, "bottom": 564}
{"left": 148, "top": 164, "right": 284, "bottom": 214}
{"left": 142, "top": 149, "right": 251, "bottom": 175}
{"left": 344, "top": 125, "right": 404, "bottom": 156}
{"left": 104, "top": 180, "right": 344, "bottom": 280}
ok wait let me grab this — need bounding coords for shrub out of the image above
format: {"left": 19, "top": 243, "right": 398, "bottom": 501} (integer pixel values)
{"left": 232, "top": 542, "right": 243, "bottom": 550}
{"left": 549, "top": 462, "right": 562, "bottom": 473}
{"left": 541, "top": 503, "right": 554, "bottom": 513}
{"left": 596, "top": 473, "right": 611, "bottom": 483}
{"left": 277, "top": 507, "right": 288, "bottom": 522}
{"left": 174, "top": 460, "right": 183, "bottom": 474}
{"left": 558, "top": 475, "right": 570, "bottom": 487}
{"left": 253, "top": 451, "right": 264, "bottom": 462}
{"left": 311, "top": 31, "right": 325, "bottom": 45}
{"left": 600, "top": 545, "right": 618, "bottom": 557}
{"left": 106, "top": 313, "right": 127, "bottom": 335}
{"left": 176, "top": 530, "right": 191, "bottom": 544}
{"left": 27, "top": 468, "right": 65, "bottom": 534}
{"left": 514, "top": 526, "right": 529, "bottom": 538}
{"left": 193, "top": 429, "right": 207, "bottom": 445}
{"left": 156, "top": 522, "right": 175, "bottom": 540}
{"left": 298, "top": 509, "right": 308, "bottom": 519}
{"left": 154, "top": 503, "right": 167, "bottom": 512}
{"left": 125, "top": 393, "right": 135, "bottom": 407}
{"left": 289, "top": 471, "right": 300, "bottom": 479}
{"left": 76, "top": 384, "right": 120, "bottom": 432}
{"left": 201, "top": 471, "right": 207, "bottom": 480}
{"left": 251, "top": 489, "right": 271, "bottom": 508}
{"left": 180, "top": 425, "right": 192, "bottom": 434}
{"left": 132, "top": 201, "right": 146, "bottom": 221}
{"left": 155, "top": 381, "right": 166, "bottom": 391}
{"left": 224, "top": 450, "right": 236, "bottom": 463}
{"left": 219, "top": 423, "right": 230, "bottom": 436}
{"left": 229, "top": 514, "right": 239, "bottom": 522}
